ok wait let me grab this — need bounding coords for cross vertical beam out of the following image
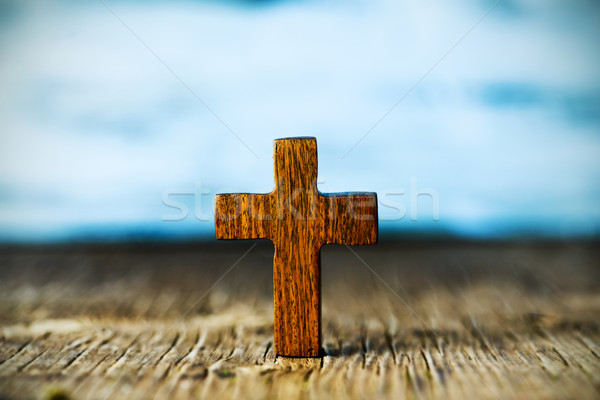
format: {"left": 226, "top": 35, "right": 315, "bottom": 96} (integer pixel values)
{"left": 215, "top": 137, "right": 378, "bottom": 357}
{"left": 272, "top": 138, "right": 321, "bottom": 357}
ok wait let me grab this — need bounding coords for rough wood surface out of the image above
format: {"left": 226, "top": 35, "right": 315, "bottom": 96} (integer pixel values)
{"left": 0, "top": 241, "right": 599, "bottom": 399}
{"left": 215, "top": 137, "right": 377, "bottom": 356}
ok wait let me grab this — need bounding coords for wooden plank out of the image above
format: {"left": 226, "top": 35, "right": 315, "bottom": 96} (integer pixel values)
{"left": 0, "top": 242, "right": 598, "bottom": 399}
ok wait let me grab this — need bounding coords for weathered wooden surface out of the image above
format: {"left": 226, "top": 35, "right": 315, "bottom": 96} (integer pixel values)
{"left": 215, "top": 137, "right": 377, "bottom": 357}
{"left": 0, "top": 241, "right": 599, "bottom": 399}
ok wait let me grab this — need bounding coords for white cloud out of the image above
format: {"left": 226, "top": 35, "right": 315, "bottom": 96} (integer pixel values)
{"left": 0, "top": 0, "right": 599, "bottom": 240}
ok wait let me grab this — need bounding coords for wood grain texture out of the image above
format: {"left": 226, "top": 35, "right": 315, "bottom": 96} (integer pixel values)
{"left": 0, "top": 242, "right": 598, "bottom": 400}
{"left": 215, "top": 137, "right": 378, "bottom": 357}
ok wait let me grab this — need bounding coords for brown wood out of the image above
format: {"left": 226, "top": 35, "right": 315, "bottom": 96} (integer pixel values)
{"left": 215, "top": 137, "right": 378, "bottom": 357}
{"left": 1, "top": 242, "right": 599, "bottom": 400}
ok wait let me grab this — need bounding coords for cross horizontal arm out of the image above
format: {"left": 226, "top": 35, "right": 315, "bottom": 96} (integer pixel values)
{"left": 321, "top": 192, "right": 378, "bottom": 245}
{"left": 215, "top": 193, "right": 273, "bottom": 240}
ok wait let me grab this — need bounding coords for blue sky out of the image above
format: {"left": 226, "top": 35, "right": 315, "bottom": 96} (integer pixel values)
{"left": 0, "top": 0, "right": 599, "bottom": 242}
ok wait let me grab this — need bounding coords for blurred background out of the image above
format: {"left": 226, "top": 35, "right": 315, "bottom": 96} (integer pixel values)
{"left": 0, "top": 0, "right": 599, "bottom": 243}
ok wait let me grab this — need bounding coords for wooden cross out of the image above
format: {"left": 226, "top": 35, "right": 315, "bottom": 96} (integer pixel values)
{"left": 215, "top": 137, "right": 378, "bottom": 357}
